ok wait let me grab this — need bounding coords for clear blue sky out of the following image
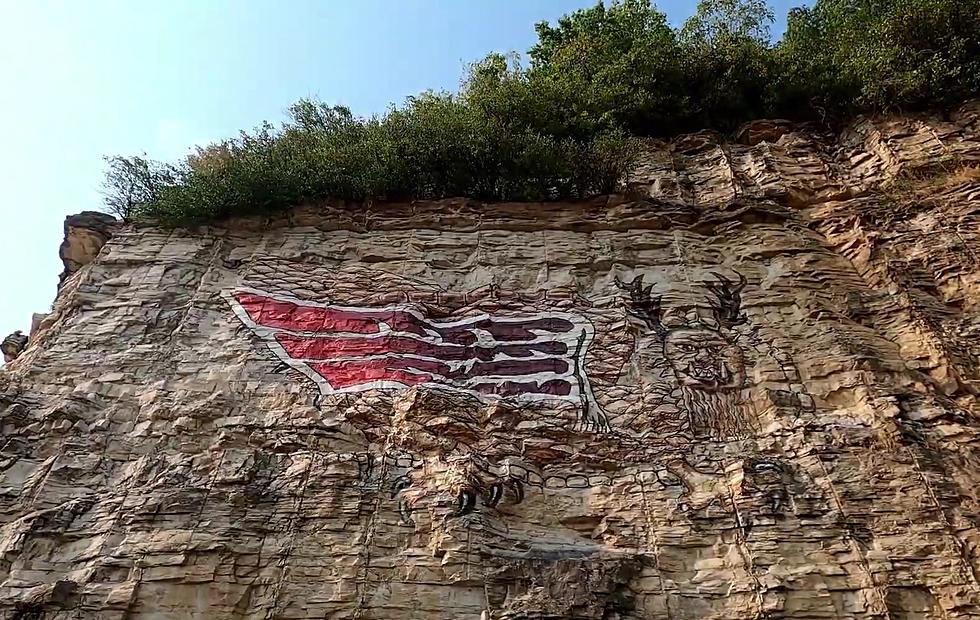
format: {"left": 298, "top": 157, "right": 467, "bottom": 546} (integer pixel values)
{"left": 0, "top": 0, "right": 806, "bottom": 341}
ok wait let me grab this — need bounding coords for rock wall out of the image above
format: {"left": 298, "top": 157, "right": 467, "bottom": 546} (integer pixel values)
{"left": 1, "top": 103, "right": 979, "bottom": 619}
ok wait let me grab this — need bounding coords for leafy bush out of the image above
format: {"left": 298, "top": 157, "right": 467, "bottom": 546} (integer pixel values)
{"left": 777, "top": 0, "right": 980, "bottom": 117}
{"left": 108, "top": 0, "right": 980, "bottom": 225}
{"left": 108, "top": 96, "right": 640, "bottom": 225}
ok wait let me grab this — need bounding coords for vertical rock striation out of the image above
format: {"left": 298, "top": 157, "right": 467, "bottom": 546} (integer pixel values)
{"left": 1, "top": 103, "right": 979, "bottom": 619}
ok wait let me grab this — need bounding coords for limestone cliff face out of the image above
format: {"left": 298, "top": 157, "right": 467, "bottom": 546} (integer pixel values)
{"left": 1, "top": 103, "right": 980, "bottom": 620}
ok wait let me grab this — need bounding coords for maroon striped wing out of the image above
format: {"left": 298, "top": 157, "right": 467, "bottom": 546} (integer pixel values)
{"left": 227, "top": 288, "right": 596, "bottom": 405}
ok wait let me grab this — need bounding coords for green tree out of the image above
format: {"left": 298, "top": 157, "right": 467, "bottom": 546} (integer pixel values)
{"left": 779, "top": 0, "right": 980, "bottom": 117}
{"left": 681, "top": 0, "right": 773, "bottom": 43}
{"left": 102, "top": 156, "right": 184, "bottom": 221}
{"left": 679, "top": 0, "right": 776, "bottom": 129}
{"left": 479, "top": 0, "right": 687, "bottom": 137}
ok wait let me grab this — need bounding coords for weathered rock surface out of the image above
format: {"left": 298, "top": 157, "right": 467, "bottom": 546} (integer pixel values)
{"left": 0, "top": 332, "right": 28, "bottom": 363}
{"left": 57, "top": 211, "right": 119, "bottom": 287}
{"left": 1, "top": 104, "right": 980, "bottom": 619}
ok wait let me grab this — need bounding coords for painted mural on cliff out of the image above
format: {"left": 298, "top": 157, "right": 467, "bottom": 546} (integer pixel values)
{"left": 226, "top": 258, "right": 813, "bottom": 437}
{"left": 226, "top": 287, "right": 601, "bottom": 417}
{"left": 226, "top": 258, "right": 820, "bottom": 519}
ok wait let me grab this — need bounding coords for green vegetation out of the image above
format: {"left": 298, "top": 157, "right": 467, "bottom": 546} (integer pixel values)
{"left": 107, "top": 0, "right": 980, "bottom": 225}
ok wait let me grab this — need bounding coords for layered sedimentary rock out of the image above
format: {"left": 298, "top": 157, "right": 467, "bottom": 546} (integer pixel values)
{"left": 1, "top": 103, "right": 979, "bottom": 619}
{"left": 57, "top": 211, "right": 119, "bottom": 287}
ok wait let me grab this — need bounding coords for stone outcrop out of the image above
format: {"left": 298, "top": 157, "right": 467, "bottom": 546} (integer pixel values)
{"left": 57, "top": 211, "right": 118, "bottom": 287}
{"left": 1, "top": 103, "right": 979, "bottom": 619}
{"left": 0, "top": 332, "right": 27, "bottom": 363}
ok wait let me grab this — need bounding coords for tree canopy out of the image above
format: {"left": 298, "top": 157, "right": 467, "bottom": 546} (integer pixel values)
{"left": 107, "top": 0, "right": 980, "bottom": 225}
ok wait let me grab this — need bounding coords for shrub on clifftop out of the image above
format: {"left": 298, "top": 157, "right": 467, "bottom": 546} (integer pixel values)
{"left": 107, "top": 0, "right": 980, "bottom": 225}
{"left": 107, "top": 97, "right": 639, "bottom": 225}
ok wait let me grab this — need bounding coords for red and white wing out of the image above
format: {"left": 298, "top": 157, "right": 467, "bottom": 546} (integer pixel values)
{"left": 226, "top": 287, "right": 597, "bottom": 407}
